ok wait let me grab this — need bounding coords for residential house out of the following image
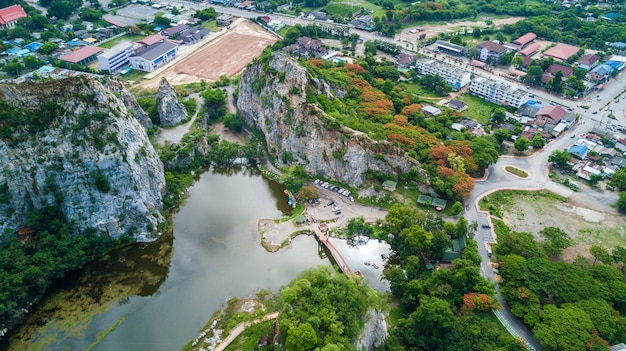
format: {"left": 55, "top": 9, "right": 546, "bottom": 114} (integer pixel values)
{"left": 542, "top": 63, "right": 573, "bottom": 83}
{"left": 304, "top": 10, "right": 328, "bottom": 21}
{"left": 476, "top": 41, "right": 508, "bottom": 63}
{"left": 576, "top": 54, "right": 600, "bottom": 70}
{"left": 349, "top": 15, "right": 372, "bottom": 30}
{"left": 0, "top": 5, "right": 27, "bottom": 29}
{"left": 216, "top": 14, "right": 233, "bottom": 26}
{"left": 395, "top": 53, "right": 416, "bottom": 68}
{"left": 447, "top": 99, "right": 467, "bottom": 111}
{"left": 129, "top": 40, "right": 179, "bottom": 72}
{"left": 512, "top": 32, "right": 537, "bottom": 48}
{"left": 413, "top": 58, "right": 471, "bottom": 90}
{"left": 469, "top": 76, "right": 531, "bottom": 108}
{"left": 588, "top": 64, "right": 614, "bottom": 81}
{"left": 59, "top": 45, "right": 104, "bottom": 65}
{"left": 284, "top": 37, "right": 327, "bottom": 58}
{"left": 267, "top": 20, "right": 285, "bottom": 31}
{"left": 535, "top": 105, "right": 567, "bottom": 127}
{"left": 178, "top": 27, "right": 210, "bottom": 44}
{"left": 98, "top": 41, "right": 134, "bottom": 74}
{"left": 161, "top": 24, "right": 190, "bottom": 38}
{"left": 423, "top": 105, "right": 442, "bottom": 116}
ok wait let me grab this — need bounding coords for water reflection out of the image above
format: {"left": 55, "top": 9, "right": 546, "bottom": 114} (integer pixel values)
{"left": 4, "top": 166, "right": 390, "bottom": 351}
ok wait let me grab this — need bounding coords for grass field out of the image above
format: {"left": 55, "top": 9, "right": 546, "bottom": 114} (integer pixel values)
{"left": 504, "top": 166, "right": 528, "bottom": 178}
{"left": 98, "top": 34, "right": 144, "bottom": 49}
{"left": 479, "top": 190, "right": 626, "bottom": 248}
{"left": 457, "top": 94, "right": 500, "bottom": 124}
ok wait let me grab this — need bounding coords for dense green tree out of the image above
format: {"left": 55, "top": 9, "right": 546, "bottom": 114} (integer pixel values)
{"left": 523, "top": 64, "right": 543, "bottom": 85}
{"left": 3, "top": 60, "right": 24, "bottom": 76}
{"left": 470, "top": 136, "right": 499, "bottom": 169}
{"left": 548, "top": 149, "right": 571, "bottom": 170}
{"left": 612, "top": 246, "right": 626, "bottom": 272}
{"left": 498, "top": 50, "right": 514, "bottom": 66}
{"left": 590, "top": 245, "right": 613, "bottom": 266}
{"left": 153, "top": 15, "right": 171, "bottom": 27}
{"left": 200, "top": 88, "right": 227, "bottom": 120}
{"left": 285, "top": 323, "right": 320, "bottom": 351}
{"left": 48, "top": 0, "right": 75, "bottom": 20}
{"left": 23, "top": 55, "right": 40, "bottom": 70}
{"left": 386, "top": 203, "right": 418, "bottom": 234}
{"left": 533, "top": 305, "right": 594, "bottom": 351}
{"left": 403, "top": 296, "right": 454, "bottom": 350}
{"left": 612, "top": 168, "right": 626, "bottom": 191}
{"left": 531, "top": 134, "right": 545, "bottom": 149}
{"left": 539, "top": 226, "right": 572, "bottom": 257}
{"left": 512, "top": 55, "right": 524, "bottom": 69}
{"left": 491, "top": 108, "right": 506, "bottom": 123}
{"left": 513, "top": 137, "right": 530, "bottom": 152}
{"left": 38, "top": 42, "right": 59, "bottom": 55}
{"left": 194, "top": 7, "right": 217, "bottom": 20}
{"left": 548, "top": 70, "right": 563, "bottom": 94}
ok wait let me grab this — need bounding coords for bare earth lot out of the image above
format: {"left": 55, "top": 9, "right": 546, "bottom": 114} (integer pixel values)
{"left": 495, "top": 193, "right": 625, "bottom": 261}
{"left": 171, "top": 22, "right": 277, "bottom": 81}
{"left": 135, "top": 20, "right": 278, "bottom": 90}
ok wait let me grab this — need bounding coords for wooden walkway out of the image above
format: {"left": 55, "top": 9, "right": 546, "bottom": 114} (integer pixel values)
{"left": 313, "top": 226, "right": 351, "bottom": 275}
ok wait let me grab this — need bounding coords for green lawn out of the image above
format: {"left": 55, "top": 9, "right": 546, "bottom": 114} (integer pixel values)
{"left": 326, "top": 0, "right": 388, "bottom": 18}
{"left": 118, "top": 69, "right": 148, "bottom": 82}
{"left": 457, "top": 94, "right": 500, "bottom": 124}
{"left": 98, "top": 34, "right": 144, "bottom": 49}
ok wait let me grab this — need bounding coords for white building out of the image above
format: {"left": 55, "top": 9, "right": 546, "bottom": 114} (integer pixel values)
{"left": 129, "top": 40, "right": 179, "bottom": 72}
{"left": 413, "top": 58, "right": 471, "bottom": 90}
{"left": 98, "top": 41, "right": 134, "bottom": 74}
{"left": 469, "top": 76, "right": 531, "bottom": 108}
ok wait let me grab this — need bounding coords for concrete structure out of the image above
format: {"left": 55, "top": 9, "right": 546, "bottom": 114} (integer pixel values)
{"left": 413, "top": 58, "right": 471, "bottom": 90}
{"left": 469, "top": 76, "right": 530, "bottom": 108}
{"left": 98, "top": 41, "right": 134, "bottom": 74}
{"left": 129, "top": 40, "right": 179, "bottom": 72}
{"left": 216, "top": 14, "right": 233, "bottom": 26}
{"left": 434, "top": 40, "right": 467, "bottom": 56}
{"left": 0, "top": 4, "right": 27, "bottom": 29}
{"left": 59, "top": 46, "right": 104, "bottom": 65}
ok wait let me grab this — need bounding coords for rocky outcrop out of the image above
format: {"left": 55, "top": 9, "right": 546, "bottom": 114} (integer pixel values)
{"left": 157, "top": 77, "right": 187, "bottom": 126}
{"left": 107, "top": 79, "right": 153, "bottom": 129}
{"left": 356, "top": 309, "right": 388, "bottom": 351}
{"left": 237, "top": 51, "right": 422, "bottom": 187}
{"left": 0, "top": 76, "right": 165, "bottom": 242}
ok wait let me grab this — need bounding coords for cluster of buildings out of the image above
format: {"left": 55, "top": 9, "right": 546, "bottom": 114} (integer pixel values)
{"left": 58, "top": 22, "right": 211, "bottom": 74}
{"left": 433, "top": 31, "right": 626, "bottom": 90}
{"left": 567, "top": 127, "right": 626, "bottom": 181}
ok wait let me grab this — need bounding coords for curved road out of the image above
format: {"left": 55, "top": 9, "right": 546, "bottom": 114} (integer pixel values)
{"left": 154, "top": 4, "right": 626, "bottom": 348}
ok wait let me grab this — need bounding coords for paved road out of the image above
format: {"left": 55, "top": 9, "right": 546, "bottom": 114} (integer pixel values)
{"left": 149, "top": 4, "right": 626, "bottom": 348}
{"left": 213, "top": 312, "right": 279, "bottom": 351}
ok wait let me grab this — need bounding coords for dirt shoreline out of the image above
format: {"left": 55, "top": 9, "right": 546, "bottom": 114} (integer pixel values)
{"left": 259, "top": 183, "right": 389, "bottom": 252}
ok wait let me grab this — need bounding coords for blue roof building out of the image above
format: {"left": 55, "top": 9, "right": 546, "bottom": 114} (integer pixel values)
{"left": 605, "top": 60, "right": 625, "bottom": 71}
{"left": 610, "top": 42, "right": 626, "bottom": 49}
{"left": 24, "top": 42, "right": 43, "bottom": 52}
{"left": 568, "top": 145, "right": 589, "bottom": 159}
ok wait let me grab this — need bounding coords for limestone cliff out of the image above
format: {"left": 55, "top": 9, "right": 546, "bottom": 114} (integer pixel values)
{"left": 157, "top": 77, "right": 187, "bottom": 126}
{"left": 237, "top": 52, "right": 421, "bottom": 187}
{"left": 0, "top": 76, "right": 165, "bottom": 242}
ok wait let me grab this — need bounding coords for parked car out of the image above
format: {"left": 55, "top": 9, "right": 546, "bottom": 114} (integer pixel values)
{"left": 327, "top": 201, "right": 335, "bottom": 206}
{"left": 481, "top": 223, "right": 491, "bottom": 228}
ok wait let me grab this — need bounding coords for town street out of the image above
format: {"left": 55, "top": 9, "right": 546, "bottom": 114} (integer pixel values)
{"left": 156, "top": 4, "right": 626, "bottom": 348}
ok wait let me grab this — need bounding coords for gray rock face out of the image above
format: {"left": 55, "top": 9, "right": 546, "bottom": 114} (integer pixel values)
{"left": 157, "top": 77, "right": 187, "bottom": 127}
{"left": 0, "top": 76, "right": 165, "bottom": 242}
{"left": 356, "top": 309, "right": 388, "bottom": 351}
{"left": 237, "top": 51, "right": 423, "bottom": 187}
{"left": 107, "top": 79, "right": 153, "bottom": 130}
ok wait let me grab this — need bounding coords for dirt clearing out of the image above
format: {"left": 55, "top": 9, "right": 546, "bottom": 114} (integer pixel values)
{"left": 134, "top": 20, "right": 278, "bottom": 90}
{"left": 482, "top": 191, "right": 626, "bottom": 260}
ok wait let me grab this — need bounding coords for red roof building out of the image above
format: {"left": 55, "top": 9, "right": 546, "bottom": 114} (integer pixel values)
{"left": 576, "top": 54, "right": 600, "bottom": 70}
{"left": 545, "top": 63, "right": 573, "bottom": 77}
{"left": 0, "top": 4, "right": 27, "bottom": 28}
{"left": 102, "top": 16, "right": 127, "bottom": 28}
{"left": 535, "top": 105, "right": 567, "bottom": 126}
{"left": 137, "top": 34, "right": 166, "bottom": 47}
{"left": 519, "top": 43, "right": 541, "bottom": 57}
{"left": 59, "top": 46, "right": 104, "bottom": 64}
{"left": 513, "top": 32, "right": 537, "bottom": 47}
{"left": 543, "top": 43, "right": 580, "bottom": 61}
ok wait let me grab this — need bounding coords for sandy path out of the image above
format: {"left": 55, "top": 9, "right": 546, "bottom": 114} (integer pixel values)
{"left": 260, "top": 183, "right": 388, "bottom": 251}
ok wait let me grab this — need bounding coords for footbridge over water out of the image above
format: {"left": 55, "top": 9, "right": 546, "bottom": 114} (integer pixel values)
{"left": 313, "top": 224, "right": 352, "bottom": 275}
